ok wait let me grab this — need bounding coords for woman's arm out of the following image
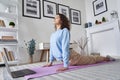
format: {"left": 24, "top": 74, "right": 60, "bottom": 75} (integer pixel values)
{"left": 43, "top": 46, "right": 54, "bottom": 67}
{"left": 62, "top": 29, "right": 70, "bottom": 68}
{"left": 49, "top": 47, "right": 55, "bottom": 63}
{"left": 57, "top": 28, "right": 70, "bottom": 71}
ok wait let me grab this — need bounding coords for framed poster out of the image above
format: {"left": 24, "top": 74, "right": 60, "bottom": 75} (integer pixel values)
{"left": 43, "top": 0, "right": 57, "bottom": 18}
{"left": 58, "top": 4, "right": 70, "bottom": 20}
{"left": 22, "top": 0, "right": 41, "bottom": 19}
{"left": 70, "top": 9, "right": 81, "bottom": 25}
{"left": 93, "top": 0, "right": 108, "bottom": 16}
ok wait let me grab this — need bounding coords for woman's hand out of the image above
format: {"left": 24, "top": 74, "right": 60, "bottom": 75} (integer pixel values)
{"left": 56, "top": 67, "right": 68, "bottom": 72}
{"left": 43, "top": 62, "right": 52, "bottom": 67}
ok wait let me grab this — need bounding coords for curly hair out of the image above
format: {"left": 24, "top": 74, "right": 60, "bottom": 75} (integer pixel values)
{"left": 55, "top": 13, "right": 70, "bottom": 31}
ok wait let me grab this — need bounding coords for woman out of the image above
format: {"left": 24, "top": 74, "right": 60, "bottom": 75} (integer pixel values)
{"left": 44, "top": 13, "right": 70, "bottom": 71}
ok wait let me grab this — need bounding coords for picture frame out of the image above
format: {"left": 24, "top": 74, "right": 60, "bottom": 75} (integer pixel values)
{"left": 22, "top": 0, "right": 41, "bottom": 19}
{"left": 43, "top": 0, "right": 57, "bottom": 18}
{"left": 93, "top": 0, "right": 108, "bottom": 16}
{"left": 58, "top": 4, "right": 70, "bottom": 20}
{"left": 70, "top": 9, "right": 81, "bottom": 25}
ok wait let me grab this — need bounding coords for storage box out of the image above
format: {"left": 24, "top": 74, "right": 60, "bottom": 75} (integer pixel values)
{"left": 39, "top": 43, "right": 50, "bottom": 50}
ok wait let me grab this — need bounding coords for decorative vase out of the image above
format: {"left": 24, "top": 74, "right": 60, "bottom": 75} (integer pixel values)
{"left": 29, "top": 55, "right": 33, "bottom": 63}
{"left": 80, "top": 48, "right": 85, "bottom": 55}
{"left": 102, "top": 17, "right": 106, "bottom": 22}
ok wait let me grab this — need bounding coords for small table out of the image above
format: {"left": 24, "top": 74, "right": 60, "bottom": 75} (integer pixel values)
{"left": 40, "top": 49, "right": 49, "bottom": 62}
{"left": 39, "top": 43, "right": 50, "bottom": 62}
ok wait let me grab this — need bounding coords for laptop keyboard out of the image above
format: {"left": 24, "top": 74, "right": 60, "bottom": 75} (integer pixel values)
{"left": 11, "top": 69, "right": 36, "bottom": 78}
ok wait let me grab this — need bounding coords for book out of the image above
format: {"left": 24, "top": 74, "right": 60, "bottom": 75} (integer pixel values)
{"left": 8, "top": 51, "right": 15, "bottom": 61}
{"left": 0, "top": 52, "right": 5, "bottom": 62}
{"left": 2, "top": 36, "right": 14, "bottom": 40}
{"left": 7, "top": 51, "right": 12, "bottom": 61}
{"left": 0, "top": 50, "right": 15, "bottom": 61}
{"left": 0, "top": 52, "right": 3, "bottom": 62}
{"left": 0, "top": 20, "right": 6, "bottom": 27}
{"left": 3, "top": 48, "right": 10, "bottom": 61}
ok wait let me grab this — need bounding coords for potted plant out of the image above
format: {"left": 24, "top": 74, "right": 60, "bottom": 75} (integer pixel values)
{"left": 25, "top": 39, "right": 36, "bottom": 63}
{"left": 102, "top": 17, "right": 106, "bottom": 22}
{"left": 9, "top": 22, "right": 15, "bottom": 28}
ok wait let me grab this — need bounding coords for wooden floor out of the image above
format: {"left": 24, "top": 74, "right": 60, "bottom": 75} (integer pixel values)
{"left": 1, "top": 60, "right": 120, "bottom": 80}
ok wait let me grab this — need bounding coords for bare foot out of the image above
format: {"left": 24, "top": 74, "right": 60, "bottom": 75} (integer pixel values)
{"left": 56, "top": 67, "right": 68, "bottom": 72}
{"left": 105, "top": 55, "right": 115, "bottom": 61}
{"left": 43, "top": 62, "right": 52, "bottom": 67}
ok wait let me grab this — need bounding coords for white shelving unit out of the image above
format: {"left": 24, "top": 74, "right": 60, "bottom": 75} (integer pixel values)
{"left": 0, "top": 27, "right": 18, "bottom": 32}
{"left": 0, "top": 12, "right": 18, "bottom": 19}
{"left": 0, "top": 0, "right": 19, "bottom": 65}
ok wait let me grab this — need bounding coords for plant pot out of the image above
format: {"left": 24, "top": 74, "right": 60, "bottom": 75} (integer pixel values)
{"left": 29, "top": 55, "right": 33, "bottom": 63}
{"left": 9, "top": 25, "right": 15, "bottom": 28}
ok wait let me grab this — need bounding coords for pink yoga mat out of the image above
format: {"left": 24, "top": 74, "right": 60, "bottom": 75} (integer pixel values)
{"left": 24, "top": 61, "right": 112, "bottom": 80}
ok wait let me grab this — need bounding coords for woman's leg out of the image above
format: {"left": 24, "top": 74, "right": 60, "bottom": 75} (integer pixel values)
{"left": 94, "top": 56, "right": 106, "bottom": 63}
{"left": 69, "top": 50, "right": 115, "bottom": 66}
{"left": 94, "top": 55, "right": 115, "bottom": 63}
{"left": 69, "top": 50, "right": 96, "bottom": 66}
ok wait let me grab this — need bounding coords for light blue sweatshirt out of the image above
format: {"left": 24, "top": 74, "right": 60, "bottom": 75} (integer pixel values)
{"left": 49, "top": 28, "right": 70, "bottom": 68}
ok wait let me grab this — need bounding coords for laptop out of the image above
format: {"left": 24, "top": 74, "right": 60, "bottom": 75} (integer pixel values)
{"left": 3, "top": 56, "right": 36, "bottom": 78}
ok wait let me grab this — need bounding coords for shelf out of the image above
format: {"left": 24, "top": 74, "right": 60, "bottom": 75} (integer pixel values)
{"left": 0, "top": 0, "right": 18, "bottom": 6}
{"left": 0, "top": 62, "right": 4, "bottom": 65}
{"left": 0, "top": 60, "right": 19, "bottom": 65}
{"left": 8, "top": 60, "right": 18, "bottom": 65}
{"left": 0, "top": 12, "right": 18, "bottom": 19}
{"left": 86, "top": 19, "right": 119, "bottom": 30}
{"left": 0, "top": 43, "right": 18, "bottom": 46}
{"left": 0, "top": 27, "right": 18, "bottom": 32}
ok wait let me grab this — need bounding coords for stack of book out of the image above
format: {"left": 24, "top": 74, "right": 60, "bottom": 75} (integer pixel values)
{"left": 0, "top": 36, "right": 17, "bottom": 43}
{"left": 0, "top": 48, "right": 15, "bottom": 62}
{"left": 2, "top": 36, "right": 14, "bottom": 40}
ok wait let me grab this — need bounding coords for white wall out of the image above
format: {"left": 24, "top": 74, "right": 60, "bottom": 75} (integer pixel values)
{"left": 117, "top": 0, "right": 120, "bottom": 20}
{"left": 85, "top": 0, "right": 119, "bottom": 24}
{"left": 18, "top": 0, "right": 86, "bottom": 64}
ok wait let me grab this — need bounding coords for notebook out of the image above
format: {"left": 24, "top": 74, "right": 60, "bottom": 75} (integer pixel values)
{"left": 3, "top": 56, "right": 36, "bottom": 78}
